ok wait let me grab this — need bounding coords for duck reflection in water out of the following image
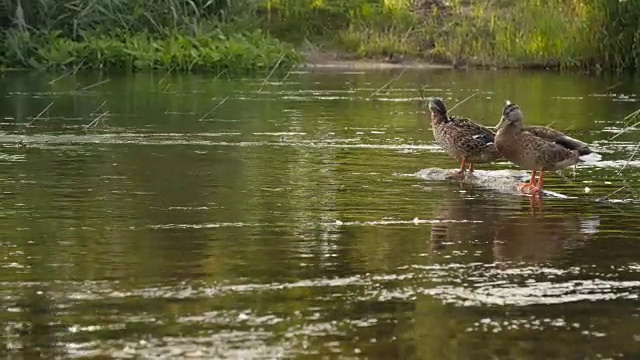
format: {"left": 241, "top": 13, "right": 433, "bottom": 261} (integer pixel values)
{"left": 428, "top": 192, "right": 600, "bottom": 264}
{"left": 493, "top": 208, "right": 600, "bottom": 263}
{"left": 528, "top": 195, "right": 543, "bottom": 215}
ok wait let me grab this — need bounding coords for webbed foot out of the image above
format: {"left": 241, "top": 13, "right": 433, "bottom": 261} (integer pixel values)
{"left": 445, "top": 170, "right": 466, "bottom": 180}
{"left": 518, "top": 183, "right": 541, "bottom": 196}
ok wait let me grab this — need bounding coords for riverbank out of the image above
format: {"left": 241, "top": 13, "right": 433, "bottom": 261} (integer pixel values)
{"left": 0, "top": 29, "right": 301, "bottom": 73}
{"left": 1, "top": 0, "right": 639, "bottom": 74}
{"left": 299, "top": 50, "right": 451, "bottom": 71}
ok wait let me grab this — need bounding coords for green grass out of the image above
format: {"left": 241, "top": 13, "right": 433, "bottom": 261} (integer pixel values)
{"left": 305, "top": 0, "right": 640, "bottom": 73}
{"left": 0, "top": 0, "right": 301, "bottom": 73}
{"left": 433, "top": 0, "right": 596, "bottom": 69}
{"left": 1, "top": 0, "right": 640, "bottom": 73}
{"left": 333, "top": 2, "right": 423, "bottom": 58}
{"left": 0, "top": 28, "right": 300, "bottom": 73}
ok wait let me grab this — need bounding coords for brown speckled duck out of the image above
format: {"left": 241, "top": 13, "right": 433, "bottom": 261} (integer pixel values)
{"left": 494, "top": 101, "right": 600, "bottom": 195}
{"left": 428, "top": 98, "right": 501, "bottom": 179}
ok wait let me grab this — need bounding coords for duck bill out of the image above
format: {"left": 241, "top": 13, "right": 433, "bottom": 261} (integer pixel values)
{"left": 427, "top": 102, "right": 439, "bottom": 116}
{"left": 495, "top": 116, "right": 508, "bottom": 130}
{"left": 427, "top": 104, "right": 444, "bottom": 119}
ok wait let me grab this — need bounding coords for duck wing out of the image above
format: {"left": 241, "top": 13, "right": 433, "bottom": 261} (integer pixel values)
{"left": 520, "top": 131, "right": 580, "bottom": 168}
{"left": 450, "top": 116, "right": 496, "bottom": 145}
{"left": 523, "top": 125, "right": 592, "bottom": 155}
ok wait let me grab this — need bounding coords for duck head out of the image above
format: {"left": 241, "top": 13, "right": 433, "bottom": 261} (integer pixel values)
{"left": 496, "top": 100, "right": 524, "bottom": 130}
{"left": 427, "top": 98, "right": 448, "bottom": 123}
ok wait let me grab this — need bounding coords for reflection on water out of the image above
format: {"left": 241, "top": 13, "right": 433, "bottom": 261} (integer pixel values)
{"left": 493, "top": 209, "right": 598, "bottom": 263}
{"left": 426, "top": 191, "right": 600, "bottom": 263}
{"left": 1, "top": 69, "right": 640, "bottom": 358}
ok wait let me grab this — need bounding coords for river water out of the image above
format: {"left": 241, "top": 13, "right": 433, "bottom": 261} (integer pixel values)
{"left": 0, "top": 68, "right": 639, "bottom": 358}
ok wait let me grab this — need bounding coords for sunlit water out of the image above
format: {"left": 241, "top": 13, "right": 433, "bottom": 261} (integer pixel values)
{"left": 1, "top": 69, "right": 640, "bottom": 358}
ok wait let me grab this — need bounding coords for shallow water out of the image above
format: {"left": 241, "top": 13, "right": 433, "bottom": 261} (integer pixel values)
{"left": 1, "top": 69, "right": 640, "bottom": 358}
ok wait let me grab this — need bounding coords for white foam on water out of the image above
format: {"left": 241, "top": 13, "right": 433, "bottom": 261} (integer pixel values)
{"left": 592, "top": 160, "right": 640, "bottom": 169}
{"left": 147, "top": 218, "right": 479, "bottom": 230}
{"left": 579, "top": 152, "right": 602, "bottom": 163}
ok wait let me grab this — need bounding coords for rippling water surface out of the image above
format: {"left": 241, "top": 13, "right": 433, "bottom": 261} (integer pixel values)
{"left": 1, "top": 69, "right": 640, "bottom": 358}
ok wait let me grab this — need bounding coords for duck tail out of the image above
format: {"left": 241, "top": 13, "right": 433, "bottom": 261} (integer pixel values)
{"left": 577, "top": 147, "right": 592, "bottom": 156}
{"left": 578, "top": 152, "right": 602, "bottom": 163}
{"left": 555, "top": 135, "right": 591, "bottom": 154}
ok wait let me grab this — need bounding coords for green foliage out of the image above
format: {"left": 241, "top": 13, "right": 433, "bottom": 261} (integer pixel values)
{"left": 340, "top": 0, "right": 640, "bottom": 73}
{"left": 591, "top": 0, "right": 640, "bottom": 72}
{"left": 434, "top": 0, "right": 595, "bottom": 69}
{"left": 2, "top": 0, "right": 640, "bottom": 73}
{"left": 439, "top": 0, "right": 640, "bottom": 72}
{"left": 251, "top": 0, "right": 352, "bottom": 42}
{"left": 0, "top": 0, "right": 300, "bottom": 72}
{"left": 0, "top": 0, "right": 236, "bottom": 37}
{"left": 0, "top": 28, "right": 300, "bottom": 72}
{"left": 334, "top": 1, "right": 422, "bottom": 57}
{"left": 296, "top": 0, "right": 640, "bottom": 73}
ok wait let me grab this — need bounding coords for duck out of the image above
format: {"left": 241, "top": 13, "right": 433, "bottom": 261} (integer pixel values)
{"left": 427, "top": 98, "right": 501, "bottom": 179}
{"left": 494, "top": 101, "right": 600, "bottom": 195}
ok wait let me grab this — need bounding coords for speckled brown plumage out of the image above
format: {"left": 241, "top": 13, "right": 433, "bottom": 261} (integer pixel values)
{"left": 428, "top": 98, "right": 501, "bottom": 178}
{"left": 495, "top": 101, "right": 596, "bottom": 195}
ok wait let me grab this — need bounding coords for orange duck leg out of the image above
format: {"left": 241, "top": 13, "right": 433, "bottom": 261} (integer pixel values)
{"left": 518, "top": 168, "right": 542, "bottom": 196}
{"left": 447, "top": 157, "right": 467, "bottom": 180}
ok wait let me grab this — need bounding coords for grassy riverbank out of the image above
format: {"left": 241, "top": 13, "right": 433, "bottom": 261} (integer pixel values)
{"left": 302, "top": 0, "right": 640, "bottom": 72}
{"left": 0, "top": 0, "right": 300, "bottom": 73}
{"left": 1, "top": 29, "right": 300, "bottom": 73}
{"left": 1, "top": 0, "right": 639, "bottom": 73}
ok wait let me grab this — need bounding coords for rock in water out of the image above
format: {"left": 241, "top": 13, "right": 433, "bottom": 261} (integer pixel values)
{"left": 414, "top": 168, "right": 575, "bottom": 199}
